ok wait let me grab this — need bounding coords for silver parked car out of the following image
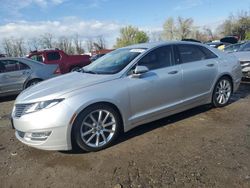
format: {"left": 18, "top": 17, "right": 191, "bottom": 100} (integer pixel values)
{"left": 232, "top": 41, "right": 250, "bottom": 78}
{"left": 0, "top": 58, "right": 59, "bottom": 97}
{"left": 11, "top": 41, "right": 242, "bottom": 152}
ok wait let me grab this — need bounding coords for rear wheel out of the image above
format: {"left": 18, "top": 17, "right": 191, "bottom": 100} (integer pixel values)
{"left": 25, "top": 79, "right": 42, "bottom": 89}
{"left": 72, "top": 104, "right": 122, "bottom": 152}
{"left": 212, "top": 77, "right": 232, "bottom": 107}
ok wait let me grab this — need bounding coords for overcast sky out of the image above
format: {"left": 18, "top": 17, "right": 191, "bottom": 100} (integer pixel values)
{"left": 0, "top": 0, "right": 250, "bottom": 47}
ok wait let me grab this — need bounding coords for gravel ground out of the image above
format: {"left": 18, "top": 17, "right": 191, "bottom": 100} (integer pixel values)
{"left": 0, "top": 82, "right": 250, "bottom": 188}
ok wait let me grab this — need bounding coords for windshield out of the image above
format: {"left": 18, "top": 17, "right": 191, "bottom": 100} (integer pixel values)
{"left": 239, "top": 42, "right": 250, "bottom": 52}
{"left": 83, "top": 48, "right": 145, "bottom": 74}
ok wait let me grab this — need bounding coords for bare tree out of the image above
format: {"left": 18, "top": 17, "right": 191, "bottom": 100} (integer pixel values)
{"left": 56, "top": 36, "right": 75, "bottom": 54}
{"left": 40, "top": 33, "right": 54, "bottom": 49}
{"left": 204, "top": 27, "right": 215, "bottom": 41}
{"left": 86, "top": 38, "right": 94, "bottom": 53}
{"left": 73, "top": 34, "right": 85, "bottom": 54}
{"left": 176, "top": 17, "right": 194, "bottom": 39}
{"left": 2, "top": 38, "right": 12, "bottom": 57}
{"left": 217, "top": 10, "right": 250, "bottom": 40}
{"left": 93, "top": 36, "right": 106, "bottom": 50}
{"left": 27, "top": 37, "right": 41, "bottom": 51}
{"left": 2, "top": 38, "right": 26, "bottom": 57}
{"left": 149, "top": 31, "right": 163, "bottom": 42}
{"left": 162, "top": 17, "right": 176, "bottom": 40}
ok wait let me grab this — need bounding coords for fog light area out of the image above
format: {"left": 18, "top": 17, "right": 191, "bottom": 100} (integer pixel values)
{"left": 24, "top": 131, "right": 52, "bottom": 141}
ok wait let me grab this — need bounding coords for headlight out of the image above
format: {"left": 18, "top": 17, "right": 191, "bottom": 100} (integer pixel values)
{"left": 23, "top": 99, "right": 64, "bottom": 115}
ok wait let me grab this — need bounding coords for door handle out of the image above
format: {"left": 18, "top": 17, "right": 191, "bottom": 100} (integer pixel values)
{"left": 206, "top": 64, "right": 214, "bottom": 67}
{"left": 168, "top": 70, "right": 178, "bottom": 74}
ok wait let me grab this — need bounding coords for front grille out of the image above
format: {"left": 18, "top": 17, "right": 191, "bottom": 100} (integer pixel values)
{"left": 14, "top": 103, "right": 34, "bottom": 118}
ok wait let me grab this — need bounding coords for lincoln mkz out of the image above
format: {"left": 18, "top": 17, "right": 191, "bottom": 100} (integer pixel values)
{"left": 11, "top": 41, "right": 242, "bottom": 152}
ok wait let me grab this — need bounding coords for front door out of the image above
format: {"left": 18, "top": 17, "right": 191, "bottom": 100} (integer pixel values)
{"left": 126, "top": 45, "right": 182, "bottom": 124}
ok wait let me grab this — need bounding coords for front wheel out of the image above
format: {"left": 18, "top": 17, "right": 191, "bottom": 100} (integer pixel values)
{"left": 212, "top": 77, "right": 232, "bottom": 107}
{"left": 72, "top": 104, "right": 122, "bottom": 152}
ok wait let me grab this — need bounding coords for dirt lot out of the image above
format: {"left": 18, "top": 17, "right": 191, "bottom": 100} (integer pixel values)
{"left": 0, "top": 82, "right": 250, "bottom": 188}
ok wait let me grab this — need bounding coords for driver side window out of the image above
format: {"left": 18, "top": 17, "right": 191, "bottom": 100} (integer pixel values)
{"left": 137, "top": 46, "right": 173, "bottom": 70}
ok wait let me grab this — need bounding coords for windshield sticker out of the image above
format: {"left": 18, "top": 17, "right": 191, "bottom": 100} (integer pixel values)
{"left": 130, "top": 49, "right": 146, "bottom": 53}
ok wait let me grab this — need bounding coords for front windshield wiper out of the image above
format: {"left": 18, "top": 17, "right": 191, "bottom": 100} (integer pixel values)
{"left": 81, "top": 69, "right": 98, "bottom": 74}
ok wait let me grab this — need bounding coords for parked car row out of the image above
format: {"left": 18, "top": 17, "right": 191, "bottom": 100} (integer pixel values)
{"left": 206, "top": 38, "right": 250, "bottom": 79}
{"left": 231, "top": 41, "right": 250, "bottom": 78}
{"left": 0, "top": 49, "right": 116, "bottom": 97}
{"left": 11, "top": 41, "right": 242, "bottom": 152}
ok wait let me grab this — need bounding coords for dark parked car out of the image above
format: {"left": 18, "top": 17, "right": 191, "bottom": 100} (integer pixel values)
{"left": 232, "top": 41, "right": 250, "bottom": 78}
{"left": 206, "top": 42, "right": 230, "bottom": 50}
{"left": 224, "top": 42, "right": 246, "bottom": 53}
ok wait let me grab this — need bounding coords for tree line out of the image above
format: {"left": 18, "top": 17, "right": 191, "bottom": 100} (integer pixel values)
{"left": 1, "top": 10, "right": 249, "bottom": 57}
{"left": 1, "top": 34, "right": 107, "bottom": 57}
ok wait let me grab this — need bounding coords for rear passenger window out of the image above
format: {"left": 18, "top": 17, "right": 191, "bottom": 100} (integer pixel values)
{"left": 47, "top": 52, "right": 60, "bottom": 61}
{"left": 0, "top": 60, "right": 30, "bottom": 73}
{"left": 178, "top": 44, "right": 206, "bottom": 63}
{"left": 198, "top": 46, "right": 218, "bottom": 59}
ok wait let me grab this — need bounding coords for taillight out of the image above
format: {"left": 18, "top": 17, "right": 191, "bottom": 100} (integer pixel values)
{"left": 54, "top": 67, "right": 61, "bottom": 74}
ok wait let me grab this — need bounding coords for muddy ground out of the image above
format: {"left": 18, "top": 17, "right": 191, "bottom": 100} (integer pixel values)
{"left": 0, "top": 82, "right": 250, "bottom": 188}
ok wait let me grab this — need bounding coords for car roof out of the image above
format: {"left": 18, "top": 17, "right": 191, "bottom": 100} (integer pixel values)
{"left": 0, "top": 57, "right": 44, "bottom": 66}
{"left": 123, "top": 41, "right": 206, "bottom": 49}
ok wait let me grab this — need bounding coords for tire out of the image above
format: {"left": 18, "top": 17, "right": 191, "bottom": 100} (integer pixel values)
{"left": 72, "top": 104, "right": 122, "bottom": 152}
{"left": 212, "top": 77, "right": 233, "bottom": 107}
{"left": 25, "top": 79, "right": 42, "bottom": 89}
{"left": 70, "top": 67, "right": 81, "bottom": 72}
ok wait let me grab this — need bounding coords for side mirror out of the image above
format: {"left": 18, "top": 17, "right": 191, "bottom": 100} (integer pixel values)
{"left": 131, "top": 65, "right": 149, "bottom": 78}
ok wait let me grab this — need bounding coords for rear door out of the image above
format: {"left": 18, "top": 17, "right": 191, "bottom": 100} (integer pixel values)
{"left": 176, "top": 44, "right": 218, "bottom": 102}
{"left": 0, "top": 60, "right": 31, "bottom": 94}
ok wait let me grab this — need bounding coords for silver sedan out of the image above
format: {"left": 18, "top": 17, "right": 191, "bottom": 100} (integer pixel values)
{"left": 0, "top": 57, "right": 59, "bottom": 97}
{"left": 11, "top": 41, "right": 242, "bottom": 152}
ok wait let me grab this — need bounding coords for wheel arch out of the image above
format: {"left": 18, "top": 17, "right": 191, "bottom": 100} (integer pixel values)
{"left": 23, "top": 78, "right": 43, "bottom": 89}
{"left": 70, "top": 101, "right": 125, "bottom": 149}
{"left": 216, "top": 74, "right": 234, "bottom": 91}
{"left": 211, "top": 74, "right": 234, "bottom": 107}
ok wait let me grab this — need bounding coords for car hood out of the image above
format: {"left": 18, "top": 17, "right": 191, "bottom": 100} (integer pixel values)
{"left": 233, "top": 51, "right": 250, "bottom": 61}
{"left": 16, "top": 72, "right": 119, "bottom": 103}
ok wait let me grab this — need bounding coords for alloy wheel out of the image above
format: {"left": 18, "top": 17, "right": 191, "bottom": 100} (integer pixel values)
{"left": 215, "top": 79, "right": 232, "bottom": 105}
{"left": 80, "top": 110, "right": 116, "bottom": 148}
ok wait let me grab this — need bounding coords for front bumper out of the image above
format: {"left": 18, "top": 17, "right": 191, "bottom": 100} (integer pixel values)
{"left": 12, "top": 102, "right": 75, "bottom": 151}
{"left": 242, "top": 67, "right": 250, "bottom": 78}
{"left": 241, "top": 62, "right": 250, "bottom": 78}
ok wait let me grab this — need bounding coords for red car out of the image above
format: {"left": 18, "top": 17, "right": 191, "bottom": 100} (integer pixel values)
{"left": 27, "top": 49, "right": 90, "bottom": 74}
